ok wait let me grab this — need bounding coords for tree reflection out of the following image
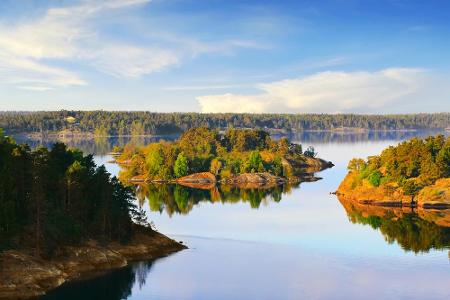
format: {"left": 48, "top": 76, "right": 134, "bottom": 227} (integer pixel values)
{"left": 338, "top": 196, "right": 450, "bottom": 253}
{"left": 132, "top": 183, "right": 297, "bottom": 216}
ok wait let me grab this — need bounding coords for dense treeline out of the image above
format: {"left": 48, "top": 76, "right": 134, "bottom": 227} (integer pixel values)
{"left": 0, "top": 129, "right": 144, "bottom": 256}
{"left": 118, "top": 127, "right": 309, "bottom": 181}
{"left": 1, "top": 111, "right": 449, "bottom": 135}
{"left": 347, "top": 135, "right": 450, "bottom": 196}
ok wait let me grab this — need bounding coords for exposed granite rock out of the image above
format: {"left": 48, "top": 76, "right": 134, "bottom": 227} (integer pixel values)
{"left": 221, "top": 172, "right": 284, "bottom": 185}
{"left": 337, "top": 172, "right": 450, "bottom": 209}
{"left": 417, "top": 178, "right": 450, "bottom": 209}
{"left": 176, "top": 172, "right": 217, "bottom": 184}
{"left": 0, "top": 229, "right": 186, "bottom": 300}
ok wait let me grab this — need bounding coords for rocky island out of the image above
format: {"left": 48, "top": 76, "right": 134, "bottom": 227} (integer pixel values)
{"left": 116, "top": 127, "right": 334, "bottom": 187}
{"left": 337, "top": 135, "right": 450, "bottom": 209}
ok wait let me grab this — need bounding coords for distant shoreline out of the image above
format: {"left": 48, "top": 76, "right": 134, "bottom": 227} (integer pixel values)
{"left": 15, "top": 128, "right": 446, "bottom": 140}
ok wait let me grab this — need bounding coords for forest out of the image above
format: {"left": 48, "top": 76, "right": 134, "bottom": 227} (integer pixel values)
{"left": 1, "top": 111, "right": 449, "bottom": 136}
{"left": 346, "top": 135, "right": 450, "bottom": 196}
{"left": 0, "top": 128, "right": 145, "bottom": 256}
{"left": 117, "top": 127, "right": 311, "bottom": 182}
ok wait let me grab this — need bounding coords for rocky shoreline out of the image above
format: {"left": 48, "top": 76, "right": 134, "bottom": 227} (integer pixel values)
{"left": 0, "top": 227, "right": 186, "bottom": 300}
{"left": 337, "top": 173, "right": 450, "bottom": 209}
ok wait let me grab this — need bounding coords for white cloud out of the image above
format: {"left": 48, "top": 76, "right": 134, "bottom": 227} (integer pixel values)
{"left": 0, "top": 51, "right": 86, "bottom": 90}
{"left": 0, "top": 0, "right": 264, "bottom": 91}
{"left": 0, "top": 0, "right": 154, "bottom": 90}
{"left": 86, "top": 45, "right": 180, "bottom": 78}
{"left": 163, "top": 84, "right": 247, "bottom": 91}
{"left": 197, "top": 68, "right": 433, "bottom": 113}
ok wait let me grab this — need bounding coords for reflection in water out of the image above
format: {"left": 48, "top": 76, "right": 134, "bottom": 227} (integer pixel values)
{"left": 134, "top": 183, "right": 295, "bottom": 216}
{"left": 12, "top": 135, "right": 179, "bottom": 156}
{"left": 338, "top": 196, "right": 450, "bottom": 253}
{"left": 42, "top": 262, "right": 153, "bottom": 300}
{"left": 287, "top": 129, "right": 447, "bottom": 144}
{"left": 13, "top": 130, "right": 448, "bottom": 154}
{"left": 20, "top": 130, "right": 450, "bottom": 299}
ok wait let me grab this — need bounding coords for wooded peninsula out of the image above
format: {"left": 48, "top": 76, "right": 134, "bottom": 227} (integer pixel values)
{"left": 337, "top": 135, "right": 450, "bottom": 208}
{"left": 0, "top": 129, "right": 185, "bottom": 299}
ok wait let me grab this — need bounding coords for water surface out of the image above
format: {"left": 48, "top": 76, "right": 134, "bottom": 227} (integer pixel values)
{"left": 30, "top": 130, "right": 450, "bottom": 300}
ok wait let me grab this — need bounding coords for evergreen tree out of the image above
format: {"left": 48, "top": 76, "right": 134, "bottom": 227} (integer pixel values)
{"left": 174, "top": 152, "right": 189, "bottom": 178}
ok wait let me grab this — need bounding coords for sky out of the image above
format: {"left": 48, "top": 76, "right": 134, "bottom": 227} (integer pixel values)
{"left": 0, "top": 0, "right": 449, "bottom": 113}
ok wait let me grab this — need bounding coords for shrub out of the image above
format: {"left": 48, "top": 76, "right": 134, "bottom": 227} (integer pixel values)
{"left": 367, "top": 170, "right": 382, "bottom": 187}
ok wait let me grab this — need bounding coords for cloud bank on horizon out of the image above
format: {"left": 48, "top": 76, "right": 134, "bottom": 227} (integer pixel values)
{"left": 0, "top": 0, "right": 449, "bottom": 112}
{"left": 197, "top": 68, "right": 439, "bottom": 113}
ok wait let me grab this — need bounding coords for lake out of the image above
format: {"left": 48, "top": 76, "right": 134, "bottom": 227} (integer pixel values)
{"left": 27, "top": 130, "right": 450, "bottom": 300}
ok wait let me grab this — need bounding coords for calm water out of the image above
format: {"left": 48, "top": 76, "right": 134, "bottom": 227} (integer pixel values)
{"left": 29, "top": 131, "right": 450, "bottom": 300}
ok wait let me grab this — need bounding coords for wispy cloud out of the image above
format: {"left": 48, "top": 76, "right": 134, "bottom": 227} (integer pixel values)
{"left": 0, "top": 0, "right": 152, "bottom": 90}
{"left": 0, "top": 0, "right": 263, "bottom": 91}
{"left": 197, "top": 68, "right": 433, "bottom": 113}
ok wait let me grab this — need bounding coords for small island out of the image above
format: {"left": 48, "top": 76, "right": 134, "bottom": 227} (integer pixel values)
{"left": 115, "top": 127, "right": 334, "bottom": 187}
{"left": 337, "top": 135, "right": 450, "bottom": 209}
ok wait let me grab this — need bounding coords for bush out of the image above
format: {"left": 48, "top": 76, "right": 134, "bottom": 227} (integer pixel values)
{"left": 367, "top": 170, "right": 382, "bottom": 187}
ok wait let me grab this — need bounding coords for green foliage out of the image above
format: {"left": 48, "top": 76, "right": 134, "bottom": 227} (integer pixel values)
{"left": 367, "top": 170, "right": 382, "bottom": 187}
{"left": 146, "top": 147, "right": 164, "bottom": 178}
{"left": 120, "top": 128, "right": 315, "bottom": 181}
{"left": 350, "top": 135, "right": 450, "bottom": 192}
{"left": 271, "top": 156, "right": 283, "bottom": 176}
{"left": 347, "top": 158, "right": 366, "bottom": 172}
{"left": 223, "top": 128, "right": 270, "bottom": 152}
{"left": 174, "top": 152, "right": 189, "bottom": 178}
{"left": 402, "top": 180, "right": 422, "bottom": 197}
{"left": 179, "top": 127, "right": 219, "bottom": 157}
{"left": 243, "top": 151, "right": 265, "bottom": 173}
{"left": 436, "top": 143, "right": 450, "bottom": 177}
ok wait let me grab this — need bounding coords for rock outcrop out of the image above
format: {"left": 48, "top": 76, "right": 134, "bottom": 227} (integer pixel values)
{"left": 221, "top": 172, "right": 284, "bottom": 185}
{"left": 176, "top": 172, "right": 217, "bottom": 184}
{"left": 0, "top": 228, "right": 186, "bottom": 300}
{"left": 337, "top": 172, "right": 450, "bottom": 209}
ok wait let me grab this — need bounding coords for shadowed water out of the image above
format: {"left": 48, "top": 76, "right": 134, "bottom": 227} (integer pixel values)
{"left": 26, "top": 130, "right": 450, "bottom": 300}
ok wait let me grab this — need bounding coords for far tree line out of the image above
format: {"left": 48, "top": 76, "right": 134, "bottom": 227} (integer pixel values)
{"left": 1, "top": 111, "right": 449, "bottom": 136}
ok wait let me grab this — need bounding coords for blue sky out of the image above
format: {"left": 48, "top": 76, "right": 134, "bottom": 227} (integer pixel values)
{"left": 0, "top": 0, "right": 449, "bottom": 113}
